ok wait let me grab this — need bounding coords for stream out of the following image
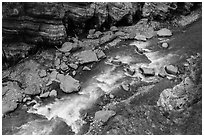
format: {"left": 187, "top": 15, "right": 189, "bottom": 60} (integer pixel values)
{"left": 2, "top": 18, "right": 202, "bottom": 135}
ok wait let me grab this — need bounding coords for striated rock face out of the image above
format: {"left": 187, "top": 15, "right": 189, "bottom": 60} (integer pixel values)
{"left": 2, "top": 2, "right": 142, "bottom": 46}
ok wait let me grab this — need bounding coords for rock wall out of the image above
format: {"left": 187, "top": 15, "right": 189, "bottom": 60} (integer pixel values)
{"left": 2, "top": 2, "right": 201, "bottom": 69}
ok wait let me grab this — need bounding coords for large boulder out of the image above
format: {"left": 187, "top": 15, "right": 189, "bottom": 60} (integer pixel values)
{"left": 73, "top": 50, "right": 99, "bottom": 64}
{"left": 2, "top": 81, "right": 24, "bottom": 115}
{"left": 56, "top": 74, "right": 80, "bottom": 93}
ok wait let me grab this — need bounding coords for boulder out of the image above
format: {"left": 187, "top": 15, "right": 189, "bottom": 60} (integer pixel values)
{"left": 74, "top": 50, "right": 98, "bottom": 64}
{"left": 57, "top": 74, "right": 80, "bottom": 93}
{"left": 94, "top": 110, "right": 116, "bottom": 122}
{"left": 83, "top": 66, "right": 91, "bottom": 71}
{"left": 49, "top": 89, "right": 57, "bottom": 97}
{"left": 121, "top": 83, "right": 130, "bottom": 91}
{"left": 89, "top": 29, "right": 96, "bottom": 35}
{"left": 2, "top": 81, "right": 24, "bottom": 115}
{"left": 94, "top": 49, "right": 106, "bottom": 59}
{"left": 60, "top": 62, "right": 69, "bottom": 71}
{"left": 110, "top": 26, "right": 118, "bottom": 32}
{"left": 68, "top": 63, "right": 78, "bottom": 70}
{"left": 125, "top": 67, "right": 135, "bottom": 75}
{"left": 140, "top": 67, "right": 155, "bottom": 76}
{"left": 165, "top": 65, "right": 178, "bottom": 75}
{"left": 157, "top": 28, "right": 172, "bottom": 37}
{"left": 135, "top": 34, "right": 147, "bottom": 41}
{"left": 40, "top": 92, "right": 50, "bottom": 98}
{"left": 161, "top": 42, "right": 169, "bottom": 48}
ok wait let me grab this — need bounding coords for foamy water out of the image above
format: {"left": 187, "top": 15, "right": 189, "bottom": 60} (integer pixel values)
{"left": 22, "top": 65, "right": 126, "bottom": 134}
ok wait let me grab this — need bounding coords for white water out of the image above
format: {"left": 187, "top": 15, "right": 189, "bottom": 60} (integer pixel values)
{"left": 20, "top": 65, "right": 127, "bottom": 134}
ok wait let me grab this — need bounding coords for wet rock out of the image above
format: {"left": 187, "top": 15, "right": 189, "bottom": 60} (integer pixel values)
{"left": 110, "top": 26, "right": 118, "bottom": 32}
{"left": 121, "top": 83, "right": 130, "bottom": 91}
{"left": 109, "top": 94, "right": 115, "bottom": 99}
{"left": 161, "top": 42, "right": 169, "bottom": 48}
{"left": 68, "top": 63, "right": 78, "bottom": 70}
{"left": 26, "top": 100, "right": 37, "bottom": 106}
{"left": 135, "top": 34, "right": 147, "bottom": 41}
{"left": 140, "top": 67, "right": 155, "bottom": 76}
{"left": 22, "top": 96, "right": 32, "bottom": 103}
{"left": 83, "top": 66, "right": 91, "bottom": 71}
{"left": 72, "top": 71, "right": 76, "bottom": 76}
{"left": 60, "top": 62, "right": 69, "bottom": 71}
{"left": 57, "top": 74, "right": 80, "bottom": 93}
{"left": 40, "top": 92, "right": 50, "bottom": 98}
{"left": 74, "top": 50, "right": 98, "bottom": 64}
{"left": 38, "top": 69, "right": 47, "bottom": 78}
{"left": 49, "top": 89, "right": 57, "bottom": 97}
{"left": 94, "top": 49, "right": 106, "bottom": 59}
{"left": 165, "top": 65, "right": 178, "bottom": 75}
{"left": 94, "top": 110, "right": 116, "bottom": 122}
{"left": 157, "top": 28, "right": 172, "bottom": 37}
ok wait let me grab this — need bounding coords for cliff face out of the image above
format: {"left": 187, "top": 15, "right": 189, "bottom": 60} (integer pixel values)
{"left": 2, "top": 2, "right": 200, "bottom": 46}
{"left": 2, "top": 2, "right": 201, "bottom": 69}
{"left": 2, "top": 2, "right": 142, "bottom": 46}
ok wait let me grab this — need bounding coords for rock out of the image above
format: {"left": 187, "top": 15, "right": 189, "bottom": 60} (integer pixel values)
{"left": 110, "top": 26, "right": 118, "bottom": 32}
{"left": 158, "top": 67, "right": 167, "bottom": 78}
{"left": 57, "top": 74, "right": 80, "bottom": 93}
{"left": 74, "top": 50, "right": 98, "bottom": 64}
{"left": 140, "top": 67, "right": 155, "bottom": 76}
{"left": 49, "top": 90, "right": 57, "bottom": 97}
{"left": 2, "top": 101, "right": 18, "bottom": 115}
{"left": 89, "top": 29, "right": 96, "bottom": 35}
{"left": 111, "top": 59, "right": 122, "bottom": 65}
{"left": 125, "top": 67, "right": 135, "bottom": 75}
{"left": 38, "top": 69, "right": 47, "bottom": 78}
{"left": 93, "top": 31, "right": 103, "bottom": 38}
{"left": 121, "top": 83, "right": 130, "bottom": 91}
{"left": 109, "top": 94, "right": 115, "bottom": 99}
{"left": 161, "top": 42, "right": 169, "bottom": 48}
{"left": 40, "top": 92, "right": 50, "bottom": 98}
{"left": 64, "top": 52, "right": 70, "bottom": 56}
{"left": 62, "top": 56, "right": 68, "bottom": 62}
{"left": 26, "top": 100, "right": 37, "bottom": 106}
{"left": 68, "top": 63, "right": 78, "bottom": 70}
{"left": 60, "top": 62, "right": 69, "bottom": 71}
{"left": 72, "top": 71, "right": 76, "bottom": 76}
{"left": 23, "top": 96, "right": 32, "bottom": 103}
{"left": 94, "top": 110, "right": 116, "bottom": 122}
{"left": 3, "top": 42, "right": 38, "bottom": 69}
{"left": 94, "top": 49, "right": 106, "bottom": 59}
{"left": 58, "top": 42, "right": 73, "bottom": 53}
{"left": 2, "top": 81, "right": 24, "bottom": 115}
{"left": 54, "top": 58, "right": 61, "bottom": 68}
{"left": 157, "top": 28, "right": 172, "bottom": 37}
{"left": 165, "top": 65, "right": 178, "bottom": 75}
{"left": 135, "top": 34, "right": 147, "bottom": 41}
{"left": 83, "top": 66, "right": 91, "bottom": 71}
